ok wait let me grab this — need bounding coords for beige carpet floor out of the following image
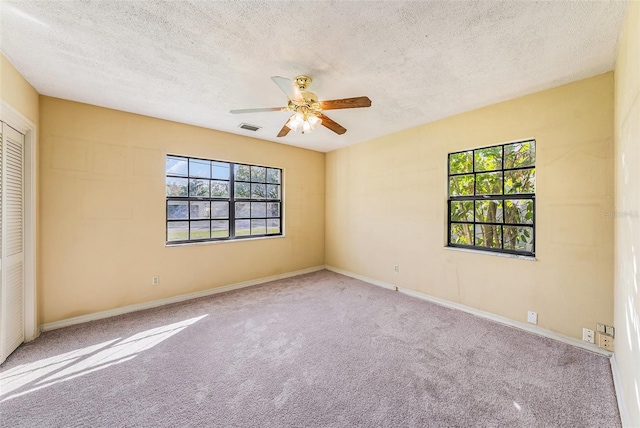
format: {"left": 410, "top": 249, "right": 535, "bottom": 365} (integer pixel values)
{"left": 0, "top": 270, "right": 621, "bottom": 427}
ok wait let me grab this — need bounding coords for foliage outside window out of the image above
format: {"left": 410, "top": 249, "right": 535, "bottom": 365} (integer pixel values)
{"left": 166, "top": 155, "right": 282, "bottom": 244}
{"left": 448, "top": 140, "right": 535, "bottom": 256}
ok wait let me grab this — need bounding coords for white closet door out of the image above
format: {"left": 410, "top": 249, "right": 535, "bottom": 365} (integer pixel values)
{"left": 1, "top": 122, "right": 25, "bottom": 362}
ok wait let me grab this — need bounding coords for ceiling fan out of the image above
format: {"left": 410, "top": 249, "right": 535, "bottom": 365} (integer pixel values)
{"left": 230, "top": 75, "right": 372, "bottom": 137}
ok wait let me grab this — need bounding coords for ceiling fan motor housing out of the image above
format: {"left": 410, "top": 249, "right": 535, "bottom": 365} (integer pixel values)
{"left": 294, "top": 75, "right": 312, "bottom": 90}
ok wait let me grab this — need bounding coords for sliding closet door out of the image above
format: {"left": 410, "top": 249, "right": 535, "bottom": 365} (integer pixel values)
{"left": 0, "top": 122, "right": 25, "bottom": 362}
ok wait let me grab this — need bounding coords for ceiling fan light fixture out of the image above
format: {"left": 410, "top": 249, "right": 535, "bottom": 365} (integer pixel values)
{"left": 307, "top": 114, "right": 321, "bottom": 128}
{"left": 286, "top": 112, "right": 322, "bottom": 134}
{"left": 285, "top": 112, "right": 304, "bottom": 131}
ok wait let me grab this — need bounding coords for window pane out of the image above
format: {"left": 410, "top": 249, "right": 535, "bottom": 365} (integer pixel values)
{"left": 504, "top": 141, "right": 535, "bottom": 169}
{"left": 504, "top": 226, "right": 534, "bottom": 252}
{"left": 475, "top": 200, "right": 503, "bottom": 223}
{"left": 167, "top": 201, "right": 188, "bottom": 220}
{"left": 446, "top": 140, "right": 534, "bottom": 255}
{"left": 189, "top": 179, "right": 210, "bottom": 197}
{"left": 251, "top": 183, "right": 266, "bottom": 199}
{"left": 450, "top": 201, "right": 473, "bottom": 222}
{"left": 167, "top": 157, "right": 283, "bottom": 243}
{"left": 267, "top": 184, "right": 280, "bottom": 200}
{"left": 251, "top": 219, "right": 266, "bottom": 235}
{"left": 449, "top": 151, "right": 473, "bottom": 174}
{"left": 189, "top": 159, "right": 211, "bottom": 178}
{"left": 190, "top": 220, "right": 210, "bottom": 240}
{"left": 476, "top": 172, "right": 502, "bottom": 195}
{"left": 166, "top": 156, "right": 188, "bottom": 176}
{"left": 211, "top": 180, "right": 229, "bottom": 198}
{"left": 235, "top": 164, "right": 250, "bottom": 181}
{"left": 266, "top": 202, "right": 280, "bottom": 218}
{"left": 251, "top": 202, "right": 267, "bottom": 217}
{"left": 190, "top": 201, "right": 210, "bottom": 219}
{"left": 211, "top": 201, "right": 229, "bottom": 219}
{"left": 235, "top": 202, "right": 250, "bottom": 218}
{"left": 212, "top": 162, "right": 230, "bottom": 180}
{"left": 235, "top": 182, "right": 250, "bottom": 199}
{"left": 449, "top": 175, "right": 474, "bottom": 196}
{"left": 505, "top": 168, "right": 535, "bottom": 194}
{"left": 450, "top": 224, "right": 474, "bottom": 245}
{"left": 267, "top": 219, "right": 280, "bottom": 234}
{"left": 504, "top": 199, "right": 534, "bottom": 224}
{"left": 474, "top": 146, "right": 502, "bottom": 172}
{"left": 166, "top": 177, "right": 188, "bottom": 197}
{"left": 235, "top": 220, "right": 250, "bottom": 236}
{"left": 251, "top": 166, "right": 266, "bottom": 182}
{"left": 167, "top": 221, "right": 188, "bottom": 242}
{"left": 267, "top": 168, "right": 281, "bottom": 184}
{"left": 475, "top": 225, "right": 502, "bottom": 249}
{"left": 212, "top": 220, "right": 229, "bottom": 238}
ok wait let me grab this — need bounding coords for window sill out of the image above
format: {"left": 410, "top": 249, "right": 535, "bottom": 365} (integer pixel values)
{"left": 444, "top": 246, "right": 536, "bottom": 261}
{"left": 166, "top": 234, "right": 285, "bottom": 248}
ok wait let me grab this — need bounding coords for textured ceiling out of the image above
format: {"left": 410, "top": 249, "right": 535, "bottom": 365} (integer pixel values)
{"left": 0, "top": 1, "right": 628, "bottom": 152}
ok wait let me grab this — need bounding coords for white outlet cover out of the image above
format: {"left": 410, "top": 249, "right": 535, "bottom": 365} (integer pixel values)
{"left": 583, "top": 328, "right": 595, "bottom": 343}
{"left": 527, "top": 311, "right": 537, "bottom": 324}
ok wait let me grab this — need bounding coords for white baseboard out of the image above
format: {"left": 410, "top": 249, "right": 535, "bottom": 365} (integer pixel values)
{"left": 325, "top": 266, "right": 397, "bottom": 290}
{"left": 40, "top": 265, "right": 326, "bottom": 332}
{"left": 325, "top": 265, "right": 612, "bottom": 357}
{"left": 610, "top": 354, "right": 630, "bottom": 427}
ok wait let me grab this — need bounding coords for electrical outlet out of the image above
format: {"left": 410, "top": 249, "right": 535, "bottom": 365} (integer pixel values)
{"left": 605, "top": 325, "right": 615, "bottom": 338}
{"left": 394, "top": 265, "right": 399, "bottom": 274}
{"left": 596, "top": 323, "right": 606, "bottom": 333}
{"left": 527, "top": 311, "right": 537, "bottom": 324}
{"left": 598, "top": 333, "right": 614, "bottom": 351}
{"left": 152, "top": 276, "right": 159, "bottom": 285}
{"left": 583, "top": 328, "right": 595, "bottom": 343}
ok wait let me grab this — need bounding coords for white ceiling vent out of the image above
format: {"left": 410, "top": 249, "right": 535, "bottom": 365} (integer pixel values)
{"left": 238, "top": 123, "right": 261, "bottom": 132}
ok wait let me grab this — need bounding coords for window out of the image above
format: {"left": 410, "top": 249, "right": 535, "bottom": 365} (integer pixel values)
{"left": 166, "top": 155, "right": 282, "bottom": 244}
{"left": 447, "top": 140, "right": 535, "bottom": 256}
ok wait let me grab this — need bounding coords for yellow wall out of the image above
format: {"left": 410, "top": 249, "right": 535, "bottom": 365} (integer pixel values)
{"left": 0, "top": 54, "right": 39, "bottom": 124}
{"left": 614, "top": 1, "right": 640, "bottom": 425}
{"left": 39, "top": 96, "right": 325, "bottom": 323}
{"left": 326, "top": 73, "right": 614, "bottom": 340}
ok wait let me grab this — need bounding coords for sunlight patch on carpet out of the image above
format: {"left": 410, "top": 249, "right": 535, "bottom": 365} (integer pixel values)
{"left": 0, "top": 315, "right": 207, "bottom": 401}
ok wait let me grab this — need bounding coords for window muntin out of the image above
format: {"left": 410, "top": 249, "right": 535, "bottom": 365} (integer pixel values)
{"left": 166, "top": 155, "right": 282, "bottom": 244}
{"left": 447, "top": 140, "right": 535, "bottom": 256}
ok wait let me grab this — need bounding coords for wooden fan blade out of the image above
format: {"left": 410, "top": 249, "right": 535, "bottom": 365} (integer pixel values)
{"left": 271, "top": 76, "right": 303, "bottom": 101}
{"left": 230, "top": 107, "right": 284, "bottom": 114}
{"left": 319, "top": 96, "right": 371, "bottom": 110}
{"left": 277, "top": 123, "right": 292, "bottom": 137}
{"left": 317, "top": 113, "right": 347, "bottom": 135}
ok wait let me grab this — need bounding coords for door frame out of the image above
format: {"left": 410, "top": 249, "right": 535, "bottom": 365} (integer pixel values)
{"left": 0, "top": 100, "right": 38, "bottom": 342}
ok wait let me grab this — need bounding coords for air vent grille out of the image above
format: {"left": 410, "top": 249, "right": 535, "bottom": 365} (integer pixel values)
{"left": 239, "top": 123, "right": 261, "bottom": 132}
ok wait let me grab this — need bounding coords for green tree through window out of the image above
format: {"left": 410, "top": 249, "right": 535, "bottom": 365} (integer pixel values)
{"left": 448, "top": 140, "right": 535, "bottom": 255}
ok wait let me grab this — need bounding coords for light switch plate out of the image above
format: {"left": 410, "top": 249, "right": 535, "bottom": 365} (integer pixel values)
{"left": 605, "top": 325, "right": 615, "bottom": 337}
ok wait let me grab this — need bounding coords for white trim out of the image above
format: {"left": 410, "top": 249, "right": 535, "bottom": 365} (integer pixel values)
{"left": 397, "top": 287, "right": 612, "bottom": 356}
{"left": 40, "top": 265, "right": 326, "bottom": 332}
{"left": 443, "top": 246, "right": 536, "bottom": 261}
{"left": 610, "top": 354, "right": 630, "bottom": 427}
{"left": 0, "top": 101, "right": 38, "bottom": 343}
{"left": 325, "top": 265, "right": 397, "bottom": 291}
{"left": 326, "top": 265, "right": 612, "bottom": 356}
